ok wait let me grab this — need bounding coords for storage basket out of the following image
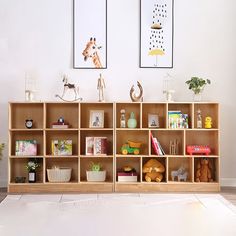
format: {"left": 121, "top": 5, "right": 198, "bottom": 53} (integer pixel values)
{"left": 47, "top": 168, "right": 72, "bottom": 182}
{"left": 86, "top": 171, "right": 106, "bottom": 182}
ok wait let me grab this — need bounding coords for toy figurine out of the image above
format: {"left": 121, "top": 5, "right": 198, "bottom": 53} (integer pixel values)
{"left": 120, "top": 109, "right": 126, "bottom": 128}
{"left": 97, "top": 73, "right": 106, "bottom": 102}
{"left": 171, "top": 166, "right": 188, "bottom": 182}
{"left": 197, "top": 109, "right": 202, "bottom": 128}
{"left": 205, "top": 116, "right": 212, "bottom": 129}
{"left": 195, "top": 158, "right": 213, "bottom": 182}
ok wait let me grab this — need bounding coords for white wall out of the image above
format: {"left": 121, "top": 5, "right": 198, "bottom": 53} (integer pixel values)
{"left": 0, "top": 0, "right": 235, "bottom": 187}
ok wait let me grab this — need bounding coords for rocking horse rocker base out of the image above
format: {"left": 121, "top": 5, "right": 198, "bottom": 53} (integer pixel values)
{"left": 55, "top": 94, "right": 82, "bottom": 102}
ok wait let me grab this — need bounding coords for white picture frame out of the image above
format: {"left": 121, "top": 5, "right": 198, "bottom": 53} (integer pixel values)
{"left": 73, "top": 0, "right": 107, "bottom": 69}
{"left": 148, "top": 113, "right": 159, "bottom": 128}
{"left": 89, "top": 110, "right": 104, "bottom": 128}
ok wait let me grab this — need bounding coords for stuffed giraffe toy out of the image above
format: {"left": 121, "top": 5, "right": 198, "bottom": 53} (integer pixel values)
{"left": 82, "top": 37, "right": 102, "bottom": 68}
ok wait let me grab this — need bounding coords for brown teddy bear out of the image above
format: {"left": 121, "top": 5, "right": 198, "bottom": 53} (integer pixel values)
{"left": 195, "top": 158, "right": 213, "bottom": 182}
{"left": 142, "top": 159, "right": 165, "bottom": 182}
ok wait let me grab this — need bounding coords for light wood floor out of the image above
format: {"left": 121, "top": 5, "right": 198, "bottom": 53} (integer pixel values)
{"left": 1, "top": 187, "right": 236, "bottom": 205}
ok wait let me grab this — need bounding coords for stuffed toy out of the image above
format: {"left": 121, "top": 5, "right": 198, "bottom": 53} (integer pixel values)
{"left": 195, "top": 158, "right": 213, "bottom": 182}
{"left": 142, "top": 159, "right": 165, "bottom": 182}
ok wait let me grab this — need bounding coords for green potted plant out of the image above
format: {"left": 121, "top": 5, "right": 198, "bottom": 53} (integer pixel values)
{"left": 26, "top": 159, "right": 40, "bottom": 183}
{"left": 86, "top": 162, "right": 106, "bottom": 182}
{"left": 185, "top": 77, "right": 211, "bottom": 101}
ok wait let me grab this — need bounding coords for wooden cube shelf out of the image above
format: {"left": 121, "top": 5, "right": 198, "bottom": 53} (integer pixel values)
{"left": 8, "top": 102, "right": 220, "bottom": 193}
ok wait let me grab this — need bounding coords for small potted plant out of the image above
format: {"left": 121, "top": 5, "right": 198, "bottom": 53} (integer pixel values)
{"left": 185, "top": 77, "right": 211, "bottom": 101}
{"left": 86, "top": 162, "right": 106, "bottom": 182}
{"left": 26, "top": 159, "right": 40, "bottom": 183}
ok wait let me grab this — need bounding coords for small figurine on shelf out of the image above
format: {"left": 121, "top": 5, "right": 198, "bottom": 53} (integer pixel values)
{"left": 195, "top": 158, "right": 213, "bottom": 182}
{"left": 169, "top": 139, "right": 179, "bottom": 155}
{"left": 171, "top": 166, "right": 188, "bottom": 182}
{"left": 97, "top": 73, "right": 106, "bottom": 102}
{"left": 196, "top": 109, "right": 202, "bottom": 128}
{"left": 205, "top": 116, "right": 212, "bottom": 129}
{"left": 55, "top": 74, "right": 82, "bottom": 102}
{"left": 120, "top": 109, "right": 126, "bottom": 128}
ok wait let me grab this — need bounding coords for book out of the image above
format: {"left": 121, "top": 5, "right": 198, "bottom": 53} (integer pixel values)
{"left": 150, "top": 132, "right": 159, "bottom": 155}
{"left": 52, "top": 124, "right": 69, "bottom": 129}
{"left": 117, "top": 172, "right": 138, "bottom": 182}
{"left": 85, "top": 137, "right": 108, "bottom": 155}
{"left": 51, "top": 140, "right": 72, "bottom": 156}
{"left": 168, "top": 111, "right": 189, "bottom": 129}
{"left": 15, "top": 140, "right": 37, "bottom": 156}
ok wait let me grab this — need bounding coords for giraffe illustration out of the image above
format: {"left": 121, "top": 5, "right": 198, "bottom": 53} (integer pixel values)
{"left": 82, "top": 37, "right": 102, "bottom": 68}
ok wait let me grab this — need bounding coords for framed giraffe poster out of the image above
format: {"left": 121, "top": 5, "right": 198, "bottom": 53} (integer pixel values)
{"left": 140, "top": 0, "right": 174, "bottom": 68}
{"left": 73, "top": 0, "right": 107, "bottom": 69}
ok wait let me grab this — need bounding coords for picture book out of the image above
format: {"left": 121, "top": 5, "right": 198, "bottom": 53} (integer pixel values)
{"left": 51, "top": 140, "right": 72, "bottom": 156}
{"left": 15, "top": 140, "right": 37, "bottom": 156}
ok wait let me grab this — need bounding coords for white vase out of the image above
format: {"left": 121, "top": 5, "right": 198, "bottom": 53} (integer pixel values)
{"left": 193, "top": 92, "right": 202, "bottom": 102}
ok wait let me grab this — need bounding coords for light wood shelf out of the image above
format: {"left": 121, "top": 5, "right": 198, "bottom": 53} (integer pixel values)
{"left": 8, "top": 102, "right": 220, "bottom": 193}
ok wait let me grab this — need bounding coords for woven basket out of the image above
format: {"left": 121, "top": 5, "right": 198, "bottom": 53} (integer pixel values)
{"left": 47, "top": 168, "right": 72, "bottom": 182}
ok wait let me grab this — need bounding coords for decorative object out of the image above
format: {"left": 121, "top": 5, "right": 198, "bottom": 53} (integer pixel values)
{"left": 47, "top": 167, "right": 72, "bottom": 182}
{"left": 186, "top": 145, "right": 211, "bottom": 155}
{"left": 169, "top": 139, "right": 179, "bottom": 155}
{"left": 185, "top": 77, "right": 211, "bottom": 101}
{"left": 121, "top": 140, "right": 142, "bottom": 155}
{"left": 97, "top": 73, "right": 106, "bottom": 102}
{"left": 127, "top": 112, "right": 137, "bottom": 128}
{"left": 73, "top": 0, "right": 107, "bottom": 69}
{"left": 55, "top": 75, "right": 82, "bottom": 102}
{"left": 196, "top": 109, "right": 202, "bottom": 128}
{"left": 26, "top": 159, "right": 40, "bottom": 183}
{"left": 163, "top": 73, "right": 175, "bottom": 101}
{"left": 130, "top": 81, "right": 143, "bottom": 102}
{"left": 89, "top": 110, "right": 104, "bottom": 128}
{"left": 15, "top": 176, "right": 26, "bottom": 183}
{"left": 52, "top": 117, "right": 69, "bottom": 129}
{"left": 120, "top": 109, "right": 126, "bottom": 128}
{"left": 148, "top": 114, "right": 159, "bottom": 128}
{"left": 171, "top": 166, "right": 188, "bottom": 182}
{"left": 86, "top": 162, "right": 106, "bottom": 182}
{"left": 142, "top": 159, "right": 165, "bottom": 182}
{"left": 25, "top": 73, "right": 37, "bottom": 102}
{"left": 205, "top": 116, "right": 212, "bottom": 129}
{"left": 86, "top": 137, "right": 108, "bottom": 155}
{"left": 25, "top": 119, "right": 33, "bottom": 129}
{"left": 140, "top": 0, "right": 174, "bottom": 68}
{"left": 15, "top": 140, "right": 37, "bottom": 156}
{"left": 51, "top": 140, "right": 72, "bottom": 156}
{"left": 195, "top": 158, "right": 213, "bottom": 182}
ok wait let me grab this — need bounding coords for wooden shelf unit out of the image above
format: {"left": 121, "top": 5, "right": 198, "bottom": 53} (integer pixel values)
{"left": 8, "top": 102, "right": 220, "bottom": 193}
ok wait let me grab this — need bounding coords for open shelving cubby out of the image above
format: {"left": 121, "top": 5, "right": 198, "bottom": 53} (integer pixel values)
{"left": 8, "top": 101, "right": 220, "bottom": 193}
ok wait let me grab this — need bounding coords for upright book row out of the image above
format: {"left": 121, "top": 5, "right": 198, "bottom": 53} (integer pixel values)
{"left": 8, "top": 102, "right": 220, "bottom": 193}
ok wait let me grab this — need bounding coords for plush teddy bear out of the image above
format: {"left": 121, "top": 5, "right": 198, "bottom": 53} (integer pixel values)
{"left": 142, "top": 159, "right": 165, "bottom": 182}
{"left": 195, "top": 158, "right": 213, "bottom": 182}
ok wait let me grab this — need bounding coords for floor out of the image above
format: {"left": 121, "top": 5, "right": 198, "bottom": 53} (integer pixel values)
{"left": 0, "top": 188, "right": 236, "bottom": 236}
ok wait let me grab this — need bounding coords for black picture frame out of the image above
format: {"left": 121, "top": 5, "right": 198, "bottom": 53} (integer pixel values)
{"left": 140, "top": 0, "right": 174, "bottom": 68}
{"left": 73, "top": 0, "right": 107, "bottom": 69}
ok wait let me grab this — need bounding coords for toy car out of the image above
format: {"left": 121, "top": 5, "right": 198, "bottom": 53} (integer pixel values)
{"left": 186, "top": 145, "right": 211, "bottom": 155}
{"left": 121, "top": 140, "right": 142, "bottom": 155}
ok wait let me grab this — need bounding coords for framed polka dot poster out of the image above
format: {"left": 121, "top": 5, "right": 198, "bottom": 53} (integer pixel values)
{"left": 140, "top": 0, "right": 174, "bottom": 68}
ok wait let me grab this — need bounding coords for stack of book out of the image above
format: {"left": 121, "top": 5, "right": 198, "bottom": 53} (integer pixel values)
{"left": 117, "top": 172, "right": 138, "bottom": 182}
{"left": 150, "top": 132, "right": 165, "bottom": 156}
{"left": 168, "top": 111, "right": 189, "bottom": 129}
{"left": 51, "top": 122, "right": 69, "bottom": 129}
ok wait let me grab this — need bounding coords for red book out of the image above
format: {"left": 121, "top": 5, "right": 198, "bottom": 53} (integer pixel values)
{"left": 117, "top": 172, "right": 138, "bottom": 176}
{"left": 150, "top": 132, "right": 159, "bottom": 155}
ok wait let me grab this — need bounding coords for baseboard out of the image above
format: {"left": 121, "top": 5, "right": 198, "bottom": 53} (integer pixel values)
{"left": 221, "top": 178, "right": 236, "bottom": 187}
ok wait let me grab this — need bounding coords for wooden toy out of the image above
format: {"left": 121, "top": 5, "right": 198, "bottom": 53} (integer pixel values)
{"left": 121, "top": 141, "right": 142, "bottom": 155}
{"left": 186, "top": 145, "right": 211, "bottom": 155}
{"left": 171, "top": 166, "right": 188, "bottom": 182}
